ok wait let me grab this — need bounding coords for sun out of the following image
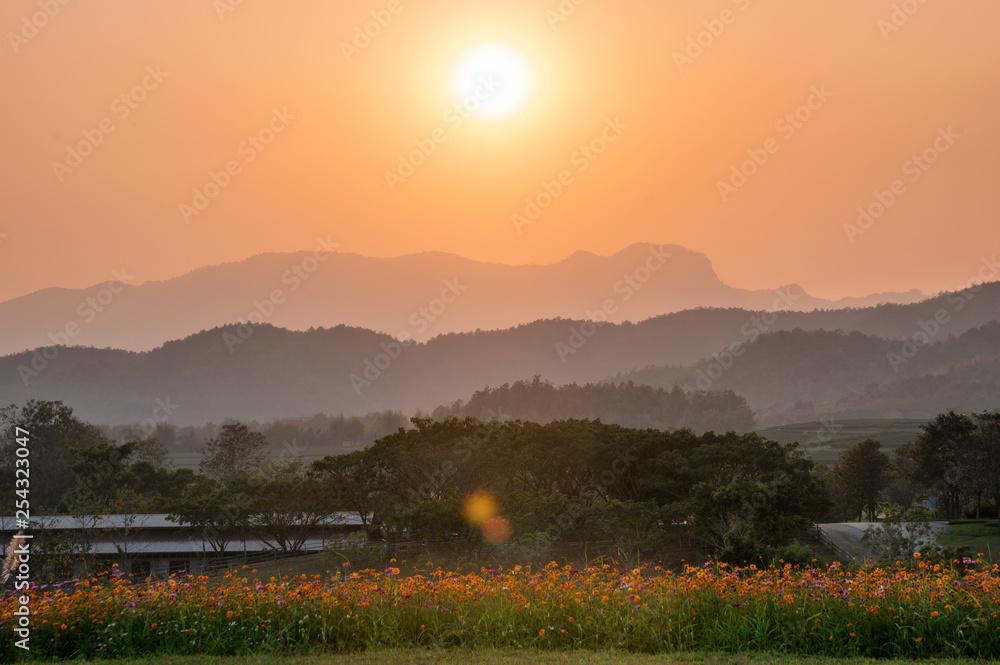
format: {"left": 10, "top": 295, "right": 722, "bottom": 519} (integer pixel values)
{"left": 447, "top": 41, "right": 538, "bottom": 123}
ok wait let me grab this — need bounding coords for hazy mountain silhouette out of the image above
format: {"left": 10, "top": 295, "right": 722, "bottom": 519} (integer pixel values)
{"left": 1, "top": 283, "right": 997, "bottom": 426}
{"left": 0, "top": 243, "right": 925, "bottom": 356}
{"left": 620, "top": 322, "right": 1000, "bottom": 425}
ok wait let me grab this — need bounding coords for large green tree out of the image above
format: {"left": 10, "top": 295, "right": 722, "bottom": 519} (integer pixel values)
{"left": 833, "top": 439, "right": 894, "bottom": 522}
{"left": 60, "top": 440, "right": 140, "bottom": 511}
{"left": 168, "top": 477, "right": 253, "bottom": 554}
{"left": 0, "top": 400, "right": 108, "bottom": 510}
{"left": 233, "top": 460, "right": 338, "bottom": 552}
{"left": 311, "top": 447, "right": 389, "bottom": 537}
{"left": 910, "top": 411, "right": 978, "bottom": 519}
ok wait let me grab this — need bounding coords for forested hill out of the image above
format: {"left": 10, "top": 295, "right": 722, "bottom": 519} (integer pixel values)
{"left": 1, "top": 282, "right": 998, "bottom": 426}
{"left": 620, "top": 322, "right": 1000, "bottom": 425}
{"left": 429, "top": 378, "right": 755, "bottom": 433}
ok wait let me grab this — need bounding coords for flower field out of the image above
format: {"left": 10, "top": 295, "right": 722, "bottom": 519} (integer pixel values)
{"left": 2, "top": 557, "right": 1000, "bottom": 661}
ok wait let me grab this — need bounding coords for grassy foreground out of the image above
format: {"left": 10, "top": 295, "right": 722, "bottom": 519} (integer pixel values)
{"left": 4, "top": 559, "right": 1000, "bottom": 661}
{"left": 39, "top": 650, "right": 1000, "bottom": 664}
{"left": 943, "top": 521, "right": 1000, "bottom": 564}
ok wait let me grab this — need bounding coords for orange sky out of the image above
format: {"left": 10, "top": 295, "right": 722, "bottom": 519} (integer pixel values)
{"left": 1, "top": 0, "right": 998, "bottom": 304}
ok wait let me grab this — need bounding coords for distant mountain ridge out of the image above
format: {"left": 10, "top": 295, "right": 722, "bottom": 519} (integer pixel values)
{"left": 1, "top": 282, "right": 998, "bottom": 426}
{"left": 0, "top": 243, "right": 924, "bottom": 357}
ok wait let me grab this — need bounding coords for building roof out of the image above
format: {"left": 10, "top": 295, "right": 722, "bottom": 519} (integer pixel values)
{"left": 85, "top": 536, "right": 338, "bottom": 556}
{"left": 0, "top": 512, "right": 365, "bottom": 531}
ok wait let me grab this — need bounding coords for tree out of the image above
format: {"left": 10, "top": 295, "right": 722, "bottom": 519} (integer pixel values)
{"left": 833, "top": 439, "right": 893, "bottom": 522}
{"left": 104, "top": 487, "right": 157, "bottom": 568}
{"left": 0, "top": 400, "right": 107, "bottom": 509}
{"left": 311, "top": 448, "right": 389, "bottom": 537}
{"left": 60, "top": 440, "right": 140, "bottom": 511}
{"left": 685, "top": 434, "right": 830, "bottom": 551}
{"left": 130, "top": 462, "right": 196, "bottom": 508}
{"left": 884, "top": 442, "right": 922, "bottom": 508}
{"left": 234, "top": 460, "right": 338, "bottom": 552}
{"left": 376, "top": 417, "right": 506, "bottom": 504}
{"left": 971, "top": 412, "right": 1000, "bottom": 530}
{"left": 130, "top": 435, "right": 169, "bottom": 468}
{"left": 168, "top": 477, "right": 253, "bottom": 554}
{"left": 199, "top": 422, "right": 268, "bottom": 481}
{"left": 909, "top": 411, "right": 977, "bottom": 519}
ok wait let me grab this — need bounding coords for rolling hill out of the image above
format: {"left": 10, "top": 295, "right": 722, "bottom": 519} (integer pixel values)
{"left": 2, "top": 283, "right": 999, "bottom": 426}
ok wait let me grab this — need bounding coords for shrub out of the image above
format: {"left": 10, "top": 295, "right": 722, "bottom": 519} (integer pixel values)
{"left": 772, "top": 540, "right": 825, "bottom": 568}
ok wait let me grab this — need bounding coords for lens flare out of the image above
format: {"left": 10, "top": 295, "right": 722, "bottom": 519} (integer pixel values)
{"left": 481, "top": 515, "right": 513, "bottom": 544}
{"left": 461, "top": 490, "right": 499, "bottom": 526}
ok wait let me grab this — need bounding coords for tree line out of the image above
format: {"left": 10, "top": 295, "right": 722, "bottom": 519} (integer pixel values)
{"left": 429, "top": 377, "right": 756, "bottom": 433}
{"left": 1, "top": 400, "right": 824, "bottom": 569}
{"left": 827, "top": 410, "right": 1000, "bottom": 524}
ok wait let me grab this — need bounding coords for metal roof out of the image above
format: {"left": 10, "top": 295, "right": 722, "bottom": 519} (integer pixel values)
{"left": 83, "top": 536, "right": 341, "bottom": 556}
{"left": 0, "top": 512, "right": 365, "bottom": 531}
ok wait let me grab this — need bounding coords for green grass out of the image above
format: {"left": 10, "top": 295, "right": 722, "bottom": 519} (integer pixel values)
{"left": 40, "top": 650, "right": 1000, "bottom": 664}
{"left": 756, "top": 419, "right": 925, "bottom": 465}
{"left": 942, "top": 520, "right": 1000, "bottom": 562}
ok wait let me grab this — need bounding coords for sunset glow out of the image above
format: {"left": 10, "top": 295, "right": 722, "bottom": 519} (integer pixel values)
{"left": 447, "top": 41, "right": 538, "bottom": 122}
{"left": 1, "top": 1, "right": 996, "bottom": 303}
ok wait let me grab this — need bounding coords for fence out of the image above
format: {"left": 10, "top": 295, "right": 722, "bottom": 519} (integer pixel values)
{"left": 811, "top": 523, "right": 854, "bottom": 563}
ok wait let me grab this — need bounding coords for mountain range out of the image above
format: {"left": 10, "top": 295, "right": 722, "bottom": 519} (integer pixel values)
{"left": 2, "top": 280, "right": 998, "bottom": 427}
{"left": 0, "top": 243, "right": 925, "bottom": 357}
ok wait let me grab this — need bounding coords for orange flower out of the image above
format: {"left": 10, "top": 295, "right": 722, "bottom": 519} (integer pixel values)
{"left": 538, "top": 629, "right": 545, "bottom": 636}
